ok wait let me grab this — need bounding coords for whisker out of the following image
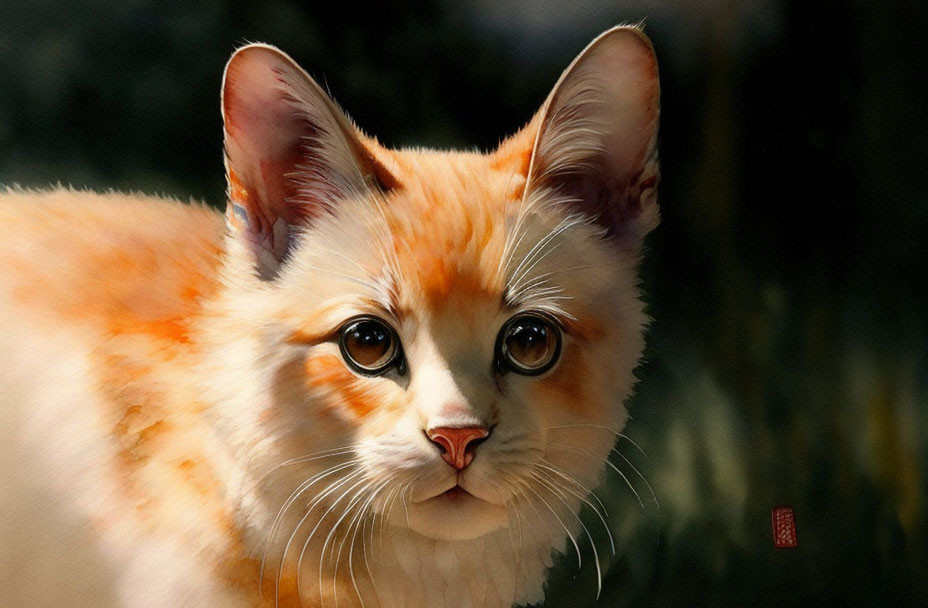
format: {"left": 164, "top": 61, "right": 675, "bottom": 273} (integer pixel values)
{"left": 512, "top": 287, "right": 573, "bottom": 306}
{"left": 531, "top": 470, "right": 603, "bottom": 600}
{"left": 497, "top": 165, "right": 525, "bottom": 279}
{"left": 521, "top": 424, "right": 657, "bottom": 474}
{"left": 310, "top": 246, "right": 374, "bottom": 279}
{"left": 257, "top": 447, "right": 357, "bottom": 486}
{"left": 536, "top": 461, "right": 615, "bottom": 554}
{"left": 510, "top": 241, "right": 563, "bottom": 293}
{"left": 347, "top": 478, "right": 393, "bottom": 608}
{"left": 510, "top": 262, "right": 613, "bottom": 295}
{"left": 546, "top": 442, "right": 645, "bottom": 509}
{"left": 508, "top": 217, "right": 586, "bottom": 295}
{"left": 327, "top": 483, "right": 376, "bottom": 608}
{"left": 536, "top": 460, "right": 609, "bottom": 517}
{"left": 334, "top": 478, "right": 390, "bottom": 595}
{"left": 492, "top": 474, "right": 528, "bottom": 602}
{"left": 380, "top": 480, "right": 411, "bottom": 560}
{"left": 507, "top": 216, "right": 565, "bottom": 285}
{"left": 300, "top": 263, "right": 383, "bottom": 293}
{"left": 300, "top": 475, "right": 371, "bottom": 605}
{"left": 332, "top": 483, "right": 383, "bottom": 608}
{"left": 611, "top": 446, "right": 660, "bottom": 508}
{"left": 508, "top": 476, "right": 559, "bottom": 567}
{"left": 377, "top": 484, "right": 400, "bottom": 557}
{"left": 517, "top": 478, "right": 583, "bottom": 569}
{"left": 617, "top": 433, "right": 655, "bottom": 469}
{"left": 527, "top": 422, "right": 625, "bottom": 436}
{"left": 261, "top": 459, "right": 359, "bottom": 594}
{"left": 400, "top": 483, "right": 413, "bottom": 529}
{"left": 277, "top": 468, "right": 364, "bottom": 607}
{"left": 359, "top": 484, "right": 388, "bottom": 602}
{"left": 500, "top": 219, "right": 531, "bottom": 282}
{"left": 365, "top": 475, "right": 399, "bottom": 571}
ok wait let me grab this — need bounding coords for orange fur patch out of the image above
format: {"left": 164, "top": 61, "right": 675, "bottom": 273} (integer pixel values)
{"left": 283, "top": 328, "right": 330, "bottom": 347}
{"left": 229, "top": 169, "right": 250, "bottom": 204}
{"left": 305, "top": 353, "right": 377, "bottom": 418}
{"left": 2, "top": 194, "right": 223, "bottom": 350}
{"left": 108, "top": 316, "right": 191, "bottom": 344}
{"left": 563, "top": 313, "right": 607, "bottom": 342}
{"left": 490, "top": 144, "right": 532, "bottom": 182}
{"left": 258, "top": 574, "right": 301, "bottom": 607}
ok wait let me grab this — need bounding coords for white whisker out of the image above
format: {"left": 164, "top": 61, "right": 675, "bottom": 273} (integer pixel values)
{"left": 531, "top": 470, "right": 603, "bottom": 600}
{"left": 617, "top": 433, "right": 656, "bottom": 469}
{"left": 257, "top": 446, "right": 358, "bottom": 486}
{"left": 300, "top": 263, "right": 382, "bottom": 293}
{"left": 348, "top": 478, "right": 393, "bottom": 608}
{"left": 261, "top": 459, "right": 359, "bottom": 595}
{"left": 299, "top": 475, "right": 370, "bottom": 605}
{"left": 536, "top": 461, "right": 615, "bottom": 555}
{"left": 400, "top": 483, "right": 412, "bottom": 529}
{"left": 327, "top": 483, "right": 375, "bottom": 608}
{"left": 278, "top": 468, "right": 364, "bottom": 607}
{"left": 546, "top": 441, "right": 645, "bottom": 509}
{"left": 507, "top": 216, "right": 585, "bottom": 297}
{"left": 380, "top": 480, "right": 411, "bottom": 560}
{"left": 518, "top": 478, "right": 582, "bottom": 569}
{"left": 611, "top": 446, "right": 659, "bottom": 508}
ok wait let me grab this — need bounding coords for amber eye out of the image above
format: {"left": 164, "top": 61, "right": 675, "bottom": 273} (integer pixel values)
{"left": 495, "top": 313, "right": 562, "bottom": 376}
{"left": 338, "top": 317, "right": 405, "bottom": 376}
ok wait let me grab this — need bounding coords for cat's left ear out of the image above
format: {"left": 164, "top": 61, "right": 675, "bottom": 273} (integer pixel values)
{"left": 515, "top": 26, "right": 661, "bottom": 248}
{"left": 222, "top": 44, "right": 397, "bottom": 278}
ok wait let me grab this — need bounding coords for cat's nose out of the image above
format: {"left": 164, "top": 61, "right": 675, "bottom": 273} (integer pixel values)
{"left": 426, "top": 426, "right": 490, "bottom": 470}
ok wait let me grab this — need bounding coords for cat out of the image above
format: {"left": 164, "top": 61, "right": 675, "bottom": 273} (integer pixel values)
{"left": 0, "top": 25, "right": 659, "bottom": 608}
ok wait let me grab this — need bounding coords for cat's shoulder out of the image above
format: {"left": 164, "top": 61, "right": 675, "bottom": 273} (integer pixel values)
{"left": 0, "top": 185, "right": 224, "bottom": 238}
{"left": 0, "top": 186, "right": 227, "bottom": 330}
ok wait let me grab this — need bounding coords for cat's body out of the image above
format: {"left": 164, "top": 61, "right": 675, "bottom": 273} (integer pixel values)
{"left": 0, "top": 27, "right": 660, "bottom": 607}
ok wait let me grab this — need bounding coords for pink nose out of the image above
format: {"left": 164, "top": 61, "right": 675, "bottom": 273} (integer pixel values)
{"left": 426, "top": 426, "right": 489, "bottom": 470}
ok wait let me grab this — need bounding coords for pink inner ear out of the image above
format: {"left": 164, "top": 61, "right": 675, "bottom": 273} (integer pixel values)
{"left": 592, "top": 36, "right": 659, "bottom": 175}
{"left": 223, "top": 50, "right": 311, "bottom": 236}
{"left": 527, "top": 27, "right": 660, "bottom": 244}
{"left": 221, "top": 45, "right": 398, "bottom": 273}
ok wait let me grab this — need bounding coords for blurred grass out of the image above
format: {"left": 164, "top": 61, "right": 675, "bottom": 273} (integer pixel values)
{"left": 1, "top": 1, "right": 926, "bottom": 605}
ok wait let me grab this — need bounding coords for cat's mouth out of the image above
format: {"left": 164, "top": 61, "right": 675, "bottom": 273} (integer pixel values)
{"left": 413, "top": 481, "right": 494, "bottom": 507}
{"left": 440, "top": 485, "right": 472, "bottom": 500}
{"left": 403, "top": 481, "right": 508, "bottom": 540}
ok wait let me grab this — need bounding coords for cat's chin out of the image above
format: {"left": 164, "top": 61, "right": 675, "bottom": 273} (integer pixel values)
{"left": 402, "top": 487, "right": 508, "bottom": 541}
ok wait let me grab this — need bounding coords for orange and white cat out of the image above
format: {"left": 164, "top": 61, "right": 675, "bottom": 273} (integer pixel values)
{"left": 0, "top": 26, "right": 659, "bottom": 608}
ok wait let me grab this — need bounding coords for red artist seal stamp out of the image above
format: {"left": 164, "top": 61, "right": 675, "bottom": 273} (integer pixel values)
{"left": 771, "top": 506, "right": 798, "bottom": 548}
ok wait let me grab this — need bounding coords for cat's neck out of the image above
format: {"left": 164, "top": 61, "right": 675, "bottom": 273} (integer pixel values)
{"left": 281, "top": 522, "right": 559, "bottom": 608}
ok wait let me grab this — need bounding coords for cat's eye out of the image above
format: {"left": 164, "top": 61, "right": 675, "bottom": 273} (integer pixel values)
{"left": 339, "top": 317, "right": 406, "bottom": 376}
{"left": 495, "top": 313, "right": 562, "bottom": 376}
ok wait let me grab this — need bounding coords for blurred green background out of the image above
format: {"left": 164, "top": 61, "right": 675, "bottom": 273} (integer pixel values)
{"left": 1, "top": 1, "right": 926, "bottom": 605}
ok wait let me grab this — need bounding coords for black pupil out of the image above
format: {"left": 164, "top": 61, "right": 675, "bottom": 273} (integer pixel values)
{"left": 346, "top": 321, "right": 392, "bottom": 368}
{"left": 507, "top": 320, "right": 551, "bottom": 368}
{"left": 513, "top": 323, "right": 546, "bottom": 349}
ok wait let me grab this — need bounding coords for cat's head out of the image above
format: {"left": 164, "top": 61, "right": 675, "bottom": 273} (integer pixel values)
{"left": 211, "top": 27, "right": 659, "bottom": 545}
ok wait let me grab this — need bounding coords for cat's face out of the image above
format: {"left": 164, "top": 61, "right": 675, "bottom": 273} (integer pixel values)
{"left": 213, "top": 27, "right": 659, "bottom": 549}
{"left": 254, "top": 151, "right": 647, "bottom": 540}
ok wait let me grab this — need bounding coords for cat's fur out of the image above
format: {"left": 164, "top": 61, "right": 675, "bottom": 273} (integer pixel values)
{"left": 0, "top": 26, "right": 659, "bottom": 607}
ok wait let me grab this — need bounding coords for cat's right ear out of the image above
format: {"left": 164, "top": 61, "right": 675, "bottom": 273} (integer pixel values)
{"left": 499, "top": 26, "right": 661, "bottom": 250}
{"left": 222, "top": 44, "right": 397, "bottom": 278}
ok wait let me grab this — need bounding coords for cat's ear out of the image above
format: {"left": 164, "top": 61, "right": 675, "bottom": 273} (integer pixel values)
{"left": 222, "top": 44, "right": 397, "bottom": 278}
{"left": 514, "top": 26, "right": 661, "bottom": 248}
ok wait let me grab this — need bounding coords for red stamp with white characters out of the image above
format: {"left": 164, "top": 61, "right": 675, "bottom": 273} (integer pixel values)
{"left": 772, "top": 506, "right": 798, "bottom": 548}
